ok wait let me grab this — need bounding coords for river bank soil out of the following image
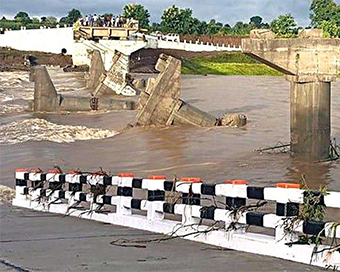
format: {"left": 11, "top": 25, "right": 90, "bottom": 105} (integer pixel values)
{"left": 0, "top": 47, "right": 72, "bottom": 71}
{"left": 0, "top": 47, "right": 260, "bottom": 74}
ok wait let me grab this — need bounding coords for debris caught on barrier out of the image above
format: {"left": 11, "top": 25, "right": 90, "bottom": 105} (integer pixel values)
{"left": 12, "top": 167, "right": 340, "bottom": 270}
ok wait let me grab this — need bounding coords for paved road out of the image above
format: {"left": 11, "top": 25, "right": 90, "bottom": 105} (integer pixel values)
{"left": 0, "top": 203, "right": 321, "bottom": 272}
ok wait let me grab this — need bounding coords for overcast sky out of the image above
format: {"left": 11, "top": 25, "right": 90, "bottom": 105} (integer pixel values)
{"left": 1, "top": 0, "right": 340, "bottom": 26}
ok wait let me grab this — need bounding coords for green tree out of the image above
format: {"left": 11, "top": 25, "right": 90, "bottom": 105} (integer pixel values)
{"left": 67, "top": 8, "right": 82, "bottom": 24}
{"left": 161, "top": 5, "right": 196, "bottom": 34}
{"left": 14, "top": 11, "right": 31, "bottom": 26}
{"left": 232, "top": 21, "right": 253, "bottom": 35}
{"left": 14, "top": 11, "right": 30, "bottom": 20}
{"left": 319, "top": 20, "right": 340, "bottom": 37}
{"left": 206, "top": 20, "right": 223, "bottom": 35}
{"left": 310, "top": 0, "right": 340, "bottom": 37}
{"left": 220, "top": 23, "right": 233, "bottom": 35}
{"left": 270, "top": 14, "right": 297, "bottom": 37}
{"left": 32, "top": 17, "right": 40, "bottom": 24}
{"left": 150, "top": 22, "right": 162, "bottom": 32}
{"left": 196, "top": 20, "right": 208, "bottom": 35}
{"left": 310, "top": 0, "right": 340, "bottom": 26}
{"left": 250, "top": 15, "right": 263, "bottom": 28}
{"left": 123, "top": 3, "right": 150, "bottom": 29}
{"left": 45, "top": 16, "right": 57, "bottom": 27}
{"left": 59, "top": 17, "right": 68, "bottom": 24}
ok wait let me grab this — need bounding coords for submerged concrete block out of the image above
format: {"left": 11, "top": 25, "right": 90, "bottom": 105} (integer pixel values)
{"left": 221, "top": 113, "right": 247, "bottom": 127}
{"left": 33, "top": 66, "right": 59, "bottom": 111}
{"left": 136, "top": 54, "right": 246, "bottom": 128}
{"left": 30, "top": 66, "right": 136, "bottom": 112}
{"left": 85, "top": 50, "right": 106, "bottom": 90}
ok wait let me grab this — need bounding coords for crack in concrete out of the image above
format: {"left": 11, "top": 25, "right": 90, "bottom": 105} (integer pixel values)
{"left": 0, "top": 232, "right": 156, "bottom": 243}
{"left": 0, "top": 258, "right": 31, "bottom": 272}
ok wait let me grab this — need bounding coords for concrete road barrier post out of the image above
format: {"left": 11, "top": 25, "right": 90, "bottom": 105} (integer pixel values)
{"left": 13, "top": 168, "right": 340, "bottom": 270}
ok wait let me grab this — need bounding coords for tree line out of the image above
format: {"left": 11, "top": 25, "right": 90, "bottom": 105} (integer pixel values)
{"left": 1, "top": 0, "right": 339, "bottom": 37}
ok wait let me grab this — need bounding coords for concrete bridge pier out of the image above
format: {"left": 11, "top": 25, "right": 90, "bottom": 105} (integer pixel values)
{"left": 288, "top": 77, "right": 331, "bottom": 160}
{"left": 242, "top": 29, "right": 340, "bottom": 161}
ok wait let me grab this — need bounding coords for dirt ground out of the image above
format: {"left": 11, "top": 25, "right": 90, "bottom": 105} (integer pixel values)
{"left": 130, "top": 48, "right": 224, "bottom": 73}
{"left": 0, "top": 46, "right": 224, "bottom": 73}
{"left": 0, "top": 47, "right": 72, "bottom": 72}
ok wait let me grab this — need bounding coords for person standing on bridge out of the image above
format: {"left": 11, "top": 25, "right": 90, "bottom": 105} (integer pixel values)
{"left": 84, "top": 15, "right": 89, "bottom": 26}
{"left": 93, "top": 14, "right": 98, "bottom": 27}
{"left": 105, "top": 15, "right": 111, "bottom": 27}
{"left": 88, "top": 14, "right": 93, "bottom": 27}
{"left": 111, "top": 16, "right": 115, "bottom": 27}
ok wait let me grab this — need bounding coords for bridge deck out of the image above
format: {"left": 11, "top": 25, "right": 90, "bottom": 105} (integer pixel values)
{"left": 76, "top": 26, "right": 139, "bottom": 40}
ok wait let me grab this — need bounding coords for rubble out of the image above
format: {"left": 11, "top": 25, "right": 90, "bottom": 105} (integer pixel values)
{"left": 85, "top": 49, "right": 138, "bottom": 96}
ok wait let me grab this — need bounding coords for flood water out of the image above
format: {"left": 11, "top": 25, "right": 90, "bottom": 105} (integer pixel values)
{"left": 0, "top": 68, "right": 339, "bottom": 194}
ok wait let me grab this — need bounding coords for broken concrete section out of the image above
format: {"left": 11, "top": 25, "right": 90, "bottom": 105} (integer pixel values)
{"left": 136, "top": 54, "right": 246, "bottom": 127}
{"left": 85, "top": 49, "right": 137, "bottom": 96}
{"left": 242, "top": 29, "right": 340, "bottom": 161}
{"left": 85, "top": 50, "right": 105, "bottom": 90}
{"left": 29, "top": 66, "right": 136, "bottom": 112}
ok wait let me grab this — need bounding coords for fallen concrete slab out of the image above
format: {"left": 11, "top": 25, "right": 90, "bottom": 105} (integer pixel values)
{"left": 85, "top": 49, "right": 138, "bottom": 96}
{"left": 136, "top": 54, "right": 246, "bottom": 127}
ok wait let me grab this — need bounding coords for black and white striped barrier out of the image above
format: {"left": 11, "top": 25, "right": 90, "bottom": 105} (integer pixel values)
{"left": 13, "top": 169, "right": 340, "bottom": 270}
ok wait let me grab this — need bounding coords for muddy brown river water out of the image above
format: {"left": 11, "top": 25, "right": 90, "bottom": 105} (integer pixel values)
{"left": 0, "top": 68, "right": 339, "bottom": 196}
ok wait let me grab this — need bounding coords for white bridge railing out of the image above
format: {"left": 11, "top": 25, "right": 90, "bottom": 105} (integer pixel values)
{"left": 12, "top": 169, "right": 340, "bottom": 270}
{"left": 156, "top": 39, "right": 241, "bottom": 52}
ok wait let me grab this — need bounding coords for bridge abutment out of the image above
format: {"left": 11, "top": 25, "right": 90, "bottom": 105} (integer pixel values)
{"left": 242, "top": 29, "right": 340, "bottom": 161}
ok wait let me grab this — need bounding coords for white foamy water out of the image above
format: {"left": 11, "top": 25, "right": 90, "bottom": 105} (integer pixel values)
{"left": 0, "top": 104, "right": 25, "bottom": 115}
{"left": 0, "top": 68, "right": 88, "bottom": 116}
{"left": 0, "top": 118, "right": 118, "bottom": 145}
{"left": 0, "top": 72, "right": 30, "bottom": 87}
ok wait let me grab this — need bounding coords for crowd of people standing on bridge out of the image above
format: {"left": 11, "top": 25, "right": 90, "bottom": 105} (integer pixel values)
{"left": 78, "top": 14, "right": 138, "bottom": 28}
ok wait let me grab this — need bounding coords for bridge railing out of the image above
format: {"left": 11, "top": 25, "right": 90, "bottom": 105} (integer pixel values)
{"left": 157, "top": 38, "right": 242, "bottom": 52}
{"left": 12, "top": 168, "right": 340, "bottom": 270}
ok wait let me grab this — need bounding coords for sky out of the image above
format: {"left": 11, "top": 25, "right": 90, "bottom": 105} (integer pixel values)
{"left": 1, "top": 0, "right": 340, "bottom": 26}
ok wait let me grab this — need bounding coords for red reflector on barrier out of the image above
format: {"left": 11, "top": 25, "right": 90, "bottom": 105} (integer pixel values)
{"left": 182, "top": 177, "right": 201, "bottom": 183}
{"left": 15, "top": 168, "right": 28, "bottom": 172}
{"left": 68, "top": 171, "right": 80, "bottom": 175}
{"left": 30, "top": 169, "right": 43, "bottom": 174}
{"left": 118, "top": 173, "right": 134, "bottom": 178}
{"left": 148, "top": 175, "right": 166, "bottom": 180}
{"left": 277, "top": 183, "right": 301, "bottom": 189}
{"left": 49, "top": 169, "right": 62, "bottom": 174}
{"left": 225, "top": 180, "right": 248, "bottom": 185}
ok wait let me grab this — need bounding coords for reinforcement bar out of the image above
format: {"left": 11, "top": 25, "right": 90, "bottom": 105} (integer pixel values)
{"left": 12, "top": 169, "right": 340, "bottom": 270}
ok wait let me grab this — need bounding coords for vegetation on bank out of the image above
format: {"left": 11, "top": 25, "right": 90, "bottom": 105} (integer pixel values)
{"left": 181, "top": 53, "right": 282, "bottom": 76}
{"left": 1, "top": 0, "right": 339, "bottom": 37}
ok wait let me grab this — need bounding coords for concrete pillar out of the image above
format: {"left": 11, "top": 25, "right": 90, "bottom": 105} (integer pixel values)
{"left": 289, "top": 78, "right": 330, "bottom": 161}
{"left": 33, "top": 66, "right": 59, "bottom": 111}
{"left": 242, "top": 30, "right": 340, "bottom": 161}
{"left": 85, "top": 50, "right": 105, "bottom": 90}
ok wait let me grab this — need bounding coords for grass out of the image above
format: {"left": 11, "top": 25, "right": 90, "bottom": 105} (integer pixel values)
{"left": 182, "top": 52, "right": 283, "bottom": 76}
